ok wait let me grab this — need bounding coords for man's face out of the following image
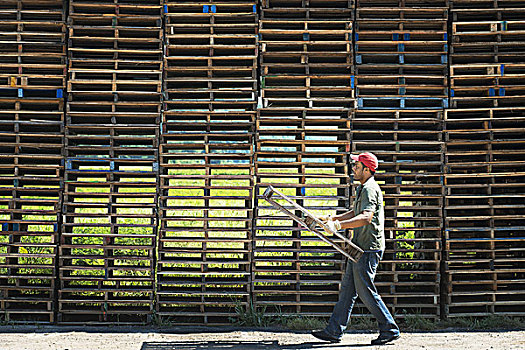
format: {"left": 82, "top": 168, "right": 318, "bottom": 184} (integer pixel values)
{"left": 352, "top": 161, "right": 366, "bottom": 181}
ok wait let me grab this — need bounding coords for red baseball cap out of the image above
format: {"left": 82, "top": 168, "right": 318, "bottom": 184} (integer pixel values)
{"left": 351, "top": 152, "right": 378, "bottom": 172}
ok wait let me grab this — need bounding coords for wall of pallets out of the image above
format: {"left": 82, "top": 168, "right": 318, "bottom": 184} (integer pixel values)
{"left": 444, "top": 0, "right": 525, "bottom": 318}
{"left": 157, "top": 0, "right": 257, "bottom": 324}
{"left": 352, "top": 0, "right": 448, "bottom": 321}
{"left": 0, "top": 0, "right": 523, "bottom": 325}
{"left": 255, "top": 0, "right": 353, "bottom": 318}
{"left": 61, "top": 0, "right": 162, "bottom": 324}
{"left": 0, "top": 0, "right": 65, "bottom": 324}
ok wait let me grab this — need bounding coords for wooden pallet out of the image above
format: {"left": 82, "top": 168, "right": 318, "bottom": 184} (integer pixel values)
{"left": 263, "top": 185, "right": 363, "bottom": 262}
{"left": 450, "top": 10, "right": 525, "bottom": 67}
{"left": 443, "top": 268, "right": 525, "bottom": 317}
{"left": 261, "top": 2, "right": 353, "bottom": 20}
{"left": 162, "top": 9, "right": 257, "bottom": 319}
{"left": 356, "top": 7, "right": 448, "bottom": 21}
{"left": 58, "top": 1, "right": 163, "bottom": 324}
{"left": 59, "top": 185, "right": 157, "bottom": 325}
{"left": 444, "top": 108, "right": 525, "bottom": 171}
{"left": 58, "top": 301, "right": 153, "bottom": 325}
{"left": 450, "top": 41, "right": 525, "bottom": 107}
{"left": 357, "top": 97, "right": 448, "bottom": 109}
{"left": 450, "top": 41, "right": 525, "bottom": 65}
{"left": 451, "top": 3, "right": 525, "bottom": 22}
{"left": 260, "top": 18, "right": 353, "bottom": 110}
{"left": 350, "top": 109, "right": 443, "bottom": 317}
{"left": 0, "top": 7, "right": 66, "bottom": 99}
{"left": 0, "top": 205, "right": 59, "bottom": 324}
{"left": 164, "top": 2, "right": 257, "bottom": 115}
{"left": 158, "top": 105, "right": 254, "bottom": 323}
{"left": 69, "top": 1, "right": 162, "bottom": 18}
{"left": 356, "top": 77, "right": 448, "bottom": 98}
{"left": 253, "top": 106, "right": 351, "bottom": 316}
{"left": 0, "top": 0, "right": 65, "bottom": 324}
{"left": 451, "top": 0, "right": 525, "bottom": 10}
{"left": 443, "top": 105, "right": 525, "bottom": 318}
{"left": 355, "top": 45, "right": 448, "bottom": 104}
{"left": 357, "top": 0, "right": 449, "bottom": 8}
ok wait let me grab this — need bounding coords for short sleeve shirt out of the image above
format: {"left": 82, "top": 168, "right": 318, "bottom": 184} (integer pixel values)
{"left": 352, "top": 177, "right": 385, "bottom": 251}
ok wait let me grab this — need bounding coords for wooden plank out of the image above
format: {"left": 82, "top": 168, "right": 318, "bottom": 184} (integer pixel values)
{"left": 262, "top": 185, "right": 363, "bottom": 262}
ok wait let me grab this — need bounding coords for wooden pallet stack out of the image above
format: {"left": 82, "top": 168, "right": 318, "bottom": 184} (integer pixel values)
{"left": 351, "top": 0, "right": 448, "bottom": 320}
{"left": 259, "top": 0, "right": 354, "bottom": 110}
{"left": 450, "top": 0, "right": 525, "bottom": 109}
{"left": 0, "top": 0, "right": 65, "bottom": 324}
{"left": 355, "top": 0, "right": 449, "bottom": 110}
{"left": 60, "top": 0, "right": 162, "bottom": 324}
{"left": 444, "top": 108, "right": 525, "bottom": 318}
{"left": 254, "top": 0, "right": 353, "bottom": 318}
{"left": 351, "top": 110, "right": 443, "bottom": 320}
{"left": 157, "top": 0, "right": 257, "bottom": 324}
{"left": 444, "top": 0, "right": 525, "bottom": 318}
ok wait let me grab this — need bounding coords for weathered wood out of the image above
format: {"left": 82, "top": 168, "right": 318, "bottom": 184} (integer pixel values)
{"left": 262, "top": 185, "right": 363, "bottom": 262}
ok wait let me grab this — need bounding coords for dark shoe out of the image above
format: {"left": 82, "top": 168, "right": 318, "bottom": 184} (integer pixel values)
{"left": 311, "top": 329, "right": 341, "bottom": 343}
{"left": 371, "top": 333, "right": 400, "bottom": 345}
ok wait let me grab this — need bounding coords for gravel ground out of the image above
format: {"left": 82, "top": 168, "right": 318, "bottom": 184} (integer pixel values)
{"left": 0, "top": 326, "right": 523, "bottom": 350}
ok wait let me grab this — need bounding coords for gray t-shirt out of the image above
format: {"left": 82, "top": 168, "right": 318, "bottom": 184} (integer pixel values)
{"left": 352, "top": 177, "right": 385, "bottom": 251}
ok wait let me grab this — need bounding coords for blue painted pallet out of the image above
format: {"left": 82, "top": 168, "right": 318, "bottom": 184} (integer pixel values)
{"left": 450, "top": 88, "right": 506, "bottom": 97}
{"left": 0, "top": 88, "right": 63, "bottom": 98}
{"left": 202, "top": 5, "right": 216, "bottom": 13}
{"left": 1, "top": 223, "right": 20, "bottom": 231}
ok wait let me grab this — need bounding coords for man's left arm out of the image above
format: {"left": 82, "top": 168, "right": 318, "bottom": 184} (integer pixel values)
{"left": 328, "top": 187, "right": 377, "bottom": 231}
{"left": 339, "top": 210, "right": 373, "bottom": 229}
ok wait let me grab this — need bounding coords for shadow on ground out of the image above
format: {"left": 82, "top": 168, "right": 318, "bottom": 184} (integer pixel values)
{"left": 140, "top": 341, "right": 371, "bottom": 349}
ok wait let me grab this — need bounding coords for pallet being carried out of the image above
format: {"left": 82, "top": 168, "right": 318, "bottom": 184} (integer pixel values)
{"left": 262, "top": 185, "right": 363, "bottom": 263}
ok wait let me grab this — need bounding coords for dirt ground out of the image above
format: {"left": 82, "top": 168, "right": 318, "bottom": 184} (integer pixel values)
{"left": 0, "top": 326, "right": 523, "bottom": 350}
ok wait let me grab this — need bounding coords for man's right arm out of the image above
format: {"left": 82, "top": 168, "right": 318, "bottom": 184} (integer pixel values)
{"left": 333, "top": 210, "right": 355, "bottom": 222}
{"left": 319, "top": 210, "right": 355, "bottom": 223}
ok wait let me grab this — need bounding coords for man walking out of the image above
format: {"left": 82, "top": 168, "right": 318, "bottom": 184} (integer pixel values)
{"left": 312, "top": 152, "right": 400, "bottom": 345}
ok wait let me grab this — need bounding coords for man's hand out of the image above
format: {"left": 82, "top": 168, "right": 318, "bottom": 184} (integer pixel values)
{"left": 318, "top": 215, "right": 333, "bottom": 223}
{"left": 325, "top": 219, "right": 342, "bottom": 233}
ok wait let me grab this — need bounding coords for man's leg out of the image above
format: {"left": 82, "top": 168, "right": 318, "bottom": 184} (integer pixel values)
{"left": 322, "top": 260, "right": 359, "bottom": 339}
{"left": 353, "top": 251, "right": 399, "bottom": 338}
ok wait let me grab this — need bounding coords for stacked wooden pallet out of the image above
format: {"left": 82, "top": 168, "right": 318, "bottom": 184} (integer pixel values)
{"left": 260, "top": 0, "right": 354, "bottom": 109}
{"left": 444, "top": 0, "right": 525, "bottom": 318}
{"left": 355, "top": 0, "right": 449, "bottom": 109}
{"left": 349, "top": 0, "right": 448, "bottom": 320}
{"left": 450, "top": 0, "right": 525, "bottom": 108}
{"left": 444, "top": 107, "right": 525, "bottom": 318}
{"left": 0, "top": 0, "right": 65, "bottom": 324}
{"left": 444, "top": 104, "right": 525, "bottom": 318}
{"left": 254, "top": 0, "right": 353, "bottom": 318}
{"left": 351, "top": 109, "right": 443, "bottom": 320}
{"left": 157, "top": 0, "right": 257, "bottom": 324}
{"left": 60, "top": 0, "right": 162, "bottom": 324}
